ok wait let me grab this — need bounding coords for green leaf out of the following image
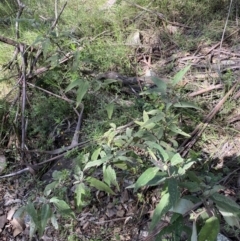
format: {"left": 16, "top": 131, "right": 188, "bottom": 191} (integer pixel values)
{"left": 143, "top": 110, "right": 149, "bottom": 122}
{"left": 191, "top": 220, "right": 198, "bottom": 241}
{"left": 106, "top": 103, "right": 114, "bottom": 119}
{"left": 218, "top": 206, "right": 240, "bottom": 228}
{"left": 25, "top": 202, "right": 38, "bottom": 225}
{"left": 76, "top": 81, "right": 89, "bottom": 106}
{"left": 179, "top": 181, "right": 201, "bottom": 192}
{"left": 168, "top": 178, "right": 180, "bottom": 206}
{"left": 75, "top": 183, "right": 87, "bottom": 208}
{"left": 29, "top": 218, "right": 36, "bottom": 240}
{"left": 42, "top": 38, "right": 50, "bottom": 60}
{"left": 91, "top": 147, "right": 101, "bottom": 161}
{"left": 198, "top": 216, "right": 220, "bottom": 241}
{"left": 186, "top": 170, "right": 201, "bottom": 184}
{"left": 103, "top": 165, "right": 119, "bottom": 191}
{"left": 145, "top": 141, "right": 169, "bottom": 161}
{"left": 142, "top": 113, "right": 165, "bottom": 129}
{"left": 169, "top": 124, "right": 190, "bottom": 137}
{"left": 210, "top": 193, "right": 240, "bottom": 215}
{"left": 51, "top": 214, "right": 59, "bottom": 230}
{"left": 170, "top": 153, "right": 184, "bottom": 166}
{"left": 150, "top": 77, "right": 167, "bottom": 96}
{"left": 170, "top": 198, "right": 194, "bottom": 214}
{"left": 173, "top": 101, "right": 201, "bottom": 110}
{"left": 84, "top": 155, "right": 112, "bottom": 170}
{"left": 87, "top": 177, "right": 115, "bottom": 195}
{"left": 132, "top": 167, "right": 159, "bottom": 192}
{"left": 150, "top": 192, "right": 172, "bottom": 230}
{"left": 171, "top": 65, "right": 191, "bottom": 86}
{"left": 44, "top": 181, "right": 58, "bottom": 196}
{"left": 65, "top": 78, "right": 80, "bottom": 92}
{"left": 50, "top": 197, "right": 75, "bottom": 219}
{"left": 39, "top": 204, "right": 52, "bottom": 236}
{"left": 126, "top": 128, "right": 132, "bottom": 138}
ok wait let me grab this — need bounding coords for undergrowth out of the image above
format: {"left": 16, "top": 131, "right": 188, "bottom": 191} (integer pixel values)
{"left": 1, "top": 0, "right": 240, "bottom": 241}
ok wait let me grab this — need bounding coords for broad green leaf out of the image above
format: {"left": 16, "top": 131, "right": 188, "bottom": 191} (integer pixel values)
{"left": 218, "top": 206, "right": 240, "bottom": 228}
{"left": 132, "top": 167, "right": 159, "bottom": 192}
{"left": 150, "top": 192, "right": 172, "bottom": 230}
{"left": 203, "top": 185, "right": 222, "bottom": 197}
{"left": 179, "top": 181, "right": 201, "bottom": 192}
{"left": 170, "top": 153, "right": 184, "bottom": 166}
{"left": 186, "top": 171, "right": 201, "bottom": 184}
{"left": 113, "top": 162, "right": 128, "bottom": 170}
{"left": 87, "top": 177, "right": 115, "bottom": 195}
{"left": 173, "top": 101, "right": 201, "bottom": 110}
{"left": 13, "top": 206, "right": 25, "bottom": 219}
{"left": 126, "top": 127, "right": 133, "bottom": 138}
{"left": 84, "top": 155, "right": 112, "bottom": 171}
{"left": 142, "top": 113, "right": 165, "bottom": 128}
{"left": 210, "top": 193, "right": 240, "bottom": 214}
{"left": 198, "top": 216, "right": 220, "bottom": 241}
{"left": 39, "top": 204, "right": 52, "bottom": 236}
{"left": 51, "top": 214, "right": 59, "bottom": 230}
{"left": 147, "top": 147, "right": 158, "bottom": 161}
{"left": 171, "top": 65, "right": 191, "bottom": 86}
{"left": 146, "top": 172, "right": 167, "bottom": 187}
{"left": 76, "top": 81, "right": 89, "bottom": 106}
{"left": 114, "top": 139, "right": 126, "bottom": 147}
{"left": 170, "top": 198, "right": 194, "bottom": 214}
{"left": 42, "top": 38, "right": 50, "bottom": 60}
{"left": 145, "top": 141, "right": 169, "bottom": 161}
{"left": 106, "top": 103, "right": 114, "bottom": 119}
{"left": 65, "top": 79, "right": 80, "bottom": 92}
{"left": 191, "top": 220, "right": 198, "bottom": 241}
{"left": 44, "top": 181, "right": 58, "bottom": 196}
{"left": 75, "top": 183, "right": 87, "bottom": 208}
{"left": 179, "top": 160, "right": 195, "bottom": 174}
{"left": 91, "top": 147, "right": 101, "bottom": 161}
{"left": 25, "top": 202, "right": 38, "bottom": 225}
{"left": 143, "top": 110, "right": 149, "bottom": 122}
{"left": 169, "top": 124, "right": 190, "bottom": 137}
{"left": 29, "top": 218, "right": 36, "bottom": 240}
{"left": 150, "top": 77, "right": 167, "bottom": 96}
{"left": 50, "top": 197, "right": 75, "bottom": 219}
{"left": 103, "top": 165, "right": 119, "bottom": 191}
{"left": 168, "top": 178, "right": 180, "bottom": 206}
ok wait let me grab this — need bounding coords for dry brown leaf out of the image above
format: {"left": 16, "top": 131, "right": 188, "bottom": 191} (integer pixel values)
{"left": 13, "top": 228, "right": 22, "bottom": 237}
{"left": 0, "top": 215, "right": 7, "bottom": 229}
{"left": 7, "top": 206, "right": 18, "bottom": 220}
{"left": 116, "top": 210, "right": 125, "bottom": 217}
{"left": 0, "top": 154, "right": 6, "bottom": 173}
{"left": 10, "top": 217, "right": 25, "bottom": 237}
{"left": 106, "top": 208, "right": 115, "bottom": 218}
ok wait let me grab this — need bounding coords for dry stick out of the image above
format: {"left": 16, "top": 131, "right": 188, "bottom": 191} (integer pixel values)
{"left": 188, "top": 84, "right": 223, "bottom": 97}
{"left": 19, "top": 44, "right": 27, "bottom": 161}
{"left": 50, "top": 1, "right": 68, "bottom": 32}
{"left": 218, "top": 0, "right": 233, "bottom": 71}
{"left": 179, "top": 82, "right": 238, "bottom": 157}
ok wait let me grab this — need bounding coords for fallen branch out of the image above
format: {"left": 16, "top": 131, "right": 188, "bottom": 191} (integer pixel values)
{"left": 179, "top": 81, "right": 238, "bottom": 157}
{"left": 188, "top": 84, "right": 223, "bottom": 97}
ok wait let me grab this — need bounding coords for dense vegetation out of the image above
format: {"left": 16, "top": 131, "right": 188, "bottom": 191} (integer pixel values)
{"left": 1, "top": 0, "right": 240, "bottom": 240}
